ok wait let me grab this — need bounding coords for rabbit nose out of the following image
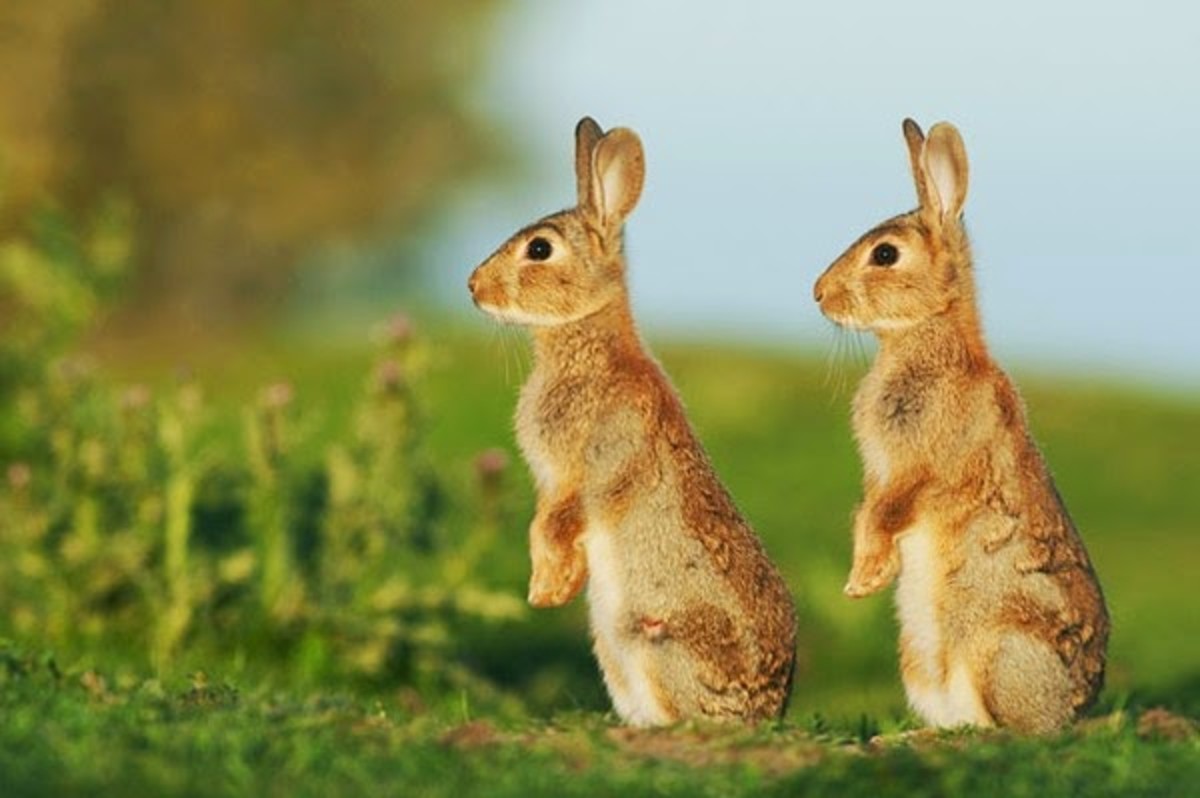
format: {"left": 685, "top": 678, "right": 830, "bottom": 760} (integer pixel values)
{"left": 468, "top": 271, "right": 480, "bottom": 295}
{"left": 813, "top": 281, "right": 825, "bottom": 303}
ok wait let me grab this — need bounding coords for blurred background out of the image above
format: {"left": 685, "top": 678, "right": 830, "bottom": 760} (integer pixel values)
{"left": 3, "top": 0, "right": 1197, "bottom": 384}
{"left": 0, "top": 1, "right": 1196, "bottom": 724}
{"left": 443, "top": 0, "right": 1200, "bottom": 387}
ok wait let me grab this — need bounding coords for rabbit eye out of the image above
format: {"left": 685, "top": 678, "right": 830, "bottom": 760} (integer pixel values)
{"left": 870, "top": 243, "right": 899, "bottom": 267}
{"left": 526, "top": 237, "right": 553, "bottom": 261}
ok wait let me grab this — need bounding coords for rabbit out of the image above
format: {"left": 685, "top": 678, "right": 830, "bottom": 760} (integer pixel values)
{"left": 467, "top": 117, "right": 796, "bottom": 726}
{"left": 812, "top": 118, "right": 1109, "bottom": 733}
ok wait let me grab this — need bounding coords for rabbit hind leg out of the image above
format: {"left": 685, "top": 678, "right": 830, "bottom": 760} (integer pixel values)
{"left": 981, "top": 633, "right": 1074, "bottom": 733}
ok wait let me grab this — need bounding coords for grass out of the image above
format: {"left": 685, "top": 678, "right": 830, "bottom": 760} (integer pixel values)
{"left": 2, "top": 642, "right": 1196, "bottom": 797}
{"left": 2, "top": 321, "right": 1197, "bottom": 795}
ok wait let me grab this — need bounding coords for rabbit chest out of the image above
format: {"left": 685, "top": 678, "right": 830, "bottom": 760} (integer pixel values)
{"left": 853, "top": 366, "right": 936, "bottom": 484}
{"left": 515, "top": 371, "right": 596, "bottom": 492}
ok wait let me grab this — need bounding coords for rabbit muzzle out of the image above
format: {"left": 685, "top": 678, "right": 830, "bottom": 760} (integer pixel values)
{"left": 468, "top": 265, "right": 506, "bottom": 313}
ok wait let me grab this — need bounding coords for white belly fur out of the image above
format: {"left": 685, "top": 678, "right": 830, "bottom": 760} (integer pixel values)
{"left": 517, "top": 429, "right": 558, "bottom": 494}
{"left": 584, "top": 528, "right": 669, "bottom": 726}
{"left": 895, "top": 524, "right": 989, "bottom": 727}
{"left": 859, "top": 434, "right": 891, "bottom": 485}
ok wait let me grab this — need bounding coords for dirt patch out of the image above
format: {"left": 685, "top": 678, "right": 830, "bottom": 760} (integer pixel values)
{"left": 440, "top": 720, "right": 504, "bottom": 749}
{"left": 607, "top": 726, "right": 828, "bottom": 776}
{"left": 1136, "top": 708, "right": 1197, "bottom": 742}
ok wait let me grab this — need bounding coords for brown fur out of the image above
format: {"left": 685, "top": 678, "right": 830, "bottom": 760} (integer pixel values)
{"left": 813, "top": 118, "right": 1108, "bottom": 733}
{"left": 468, "top": 117, "right": 796, "bottom": 726}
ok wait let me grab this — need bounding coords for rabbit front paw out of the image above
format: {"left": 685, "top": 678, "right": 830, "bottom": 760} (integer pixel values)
{"left": 844, "top": 550, "right": 899, "bottom": 598}
{"left": 527, "top": 552, "right": 587, "bottom": 608}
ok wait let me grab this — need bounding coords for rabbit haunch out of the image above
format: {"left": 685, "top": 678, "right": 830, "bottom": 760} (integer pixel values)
{"left": 468, "top": 117, "right": 796, "bottom": 726}
{"left": 813, "top": 118, "right": 1108, "bottom": 733}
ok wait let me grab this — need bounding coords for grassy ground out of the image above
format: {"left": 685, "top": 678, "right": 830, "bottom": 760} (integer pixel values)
{"left": 2, "top": 642, "right": 1196, "bottom": 797}
{"left": 3, "top": 323, "right": 1198, "bottom": 795}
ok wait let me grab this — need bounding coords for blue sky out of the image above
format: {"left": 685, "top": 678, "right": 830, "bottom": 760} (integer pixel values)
{"left": 434, "top": 0, "right": 1199, "bottom": 387}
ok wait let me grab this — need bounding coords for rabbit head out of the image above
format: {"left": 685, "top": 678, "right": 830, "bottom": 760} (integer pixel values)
{"left": 814, "top": 119, "right": 975, "bottom": 332}
{"left": 468, "top": 117, "right": 645, "bottom": 326}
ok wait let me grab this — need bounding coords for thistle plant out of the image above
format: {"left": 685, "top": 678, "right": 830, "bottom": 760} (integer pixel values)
{"left": 245, "top": 380, "right": 306, "bottom": 624}
{"left": 151, "top": 379, "right": 208, "bottom": 667}
{"left": 320, "top": 315, "right": 450, "bottom": 678}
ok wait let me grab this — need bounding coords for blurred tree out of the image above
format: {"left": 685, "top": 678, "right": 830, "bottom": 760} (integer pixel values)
{"left": 0, "top": 0, "right": 511, "bottom": 328}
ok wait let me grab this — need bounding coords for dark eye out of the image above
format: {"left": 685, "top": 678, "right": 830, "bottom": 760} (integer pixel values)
{"left": 526, "top": 237, "right": 552, "bottom": 261}
{"left": 870, "top": 242, "right": 899, "bottom": 267}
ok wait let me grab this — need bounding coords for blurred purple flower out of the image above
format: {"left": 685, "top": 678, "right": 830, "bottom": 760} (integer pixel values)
{"left": 375, "top": 358, "right": 406, "bottom": 393}
{"left": 474, "top": 448, "right": 509, "bottom": 488}
{"left": 385, "top": 313, "right": 413, "bottom": 346}
{"left": 6, "top": 462, "right": 32, "bottom": 491}
{"left": 262, "top": 381, "right": 294, "bottom": 410}
{"left": 121, "top": 384, "right": 152, "bottom": 412}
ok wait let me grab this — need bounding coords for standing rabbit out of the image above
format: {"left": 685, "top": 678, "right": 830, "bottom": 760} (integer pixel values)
{"left": 813, "top": 118, "right": 1108, "bottom": 733}
{"left": 468, "top": 117, "right": 796, "bottom": 726}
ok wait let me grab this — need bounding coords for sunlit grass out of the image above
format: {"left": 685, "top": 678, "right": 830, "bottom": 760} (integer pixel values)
{"left": 1, "top": 641, "right": 1195, "bottom": 798}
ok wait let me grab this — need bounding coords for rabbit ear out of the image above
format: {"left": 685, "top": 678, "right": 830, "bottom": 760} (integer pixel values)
{"left": 903, "top": 118, "right": 934, "bottom": 212}
{"left": 905, "top": 118, "right": 969, "bottom": 224}
{"left": 575, "top": 117, "right": 604, "bottom": 207}
{"left": 921, "top": 122, "right": 969, "bottom": 222}
{"left": 586, "top": 127, "right": 645, "bottom": 231}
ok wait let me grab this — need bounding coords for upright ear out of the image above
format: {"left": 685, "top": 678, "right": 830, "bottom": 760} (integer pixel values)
{"left": 574, "top": 117, "right": 604, "bottom": 207}
{"left": 922, "top": 122, "right": 969, "bottom": 222}
{"left": 903, "top": 118, "right": 970, "bottom": 224}
{"left": 902, "top": 118, "right": 932, "bottom": 211}
{"left": 585, "top": 127, "right": 645, "bottom": 231}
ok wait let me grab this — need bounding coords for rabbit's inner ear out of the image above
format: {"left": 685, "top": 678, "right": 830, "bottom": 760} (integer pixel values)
{"left": 928, "top": 156, "right": 958, "bottom": 218}
{"left": 923, "top": 124, "right": 969, "bottom": 222}
{"left": 590, "top": 129, "right": 645, "bottom": 230}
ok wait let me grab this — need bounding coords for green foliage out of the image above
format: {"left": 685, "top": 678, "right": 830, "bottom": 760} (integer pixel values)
{"left": 0, "top": 195, "right": 133, "bottom": 450}
{"left": 0, "top": 318, "right": 523, "bottom": 697}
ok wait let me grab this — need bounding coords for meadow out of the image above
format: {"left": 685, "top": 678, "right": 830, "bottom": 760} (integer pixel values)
{"left": 1, "top": 319, "right": 1197, "bottom": 796}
